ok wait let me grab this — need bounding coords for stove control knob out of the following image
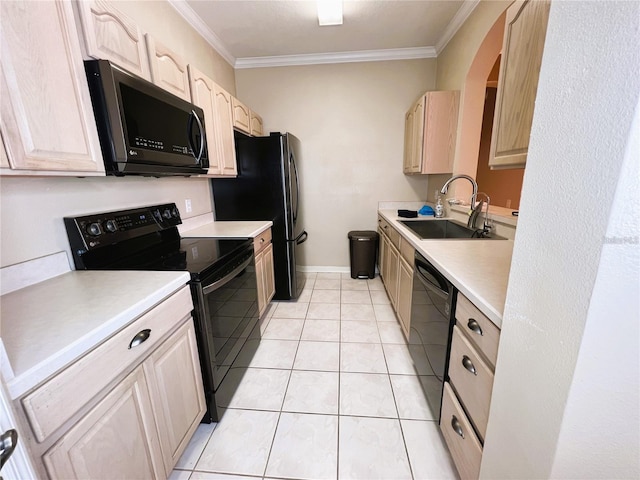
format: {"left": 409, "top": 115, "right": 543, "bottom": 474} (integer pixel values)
{"left": 104, "top": 220, "right": 118, "bottom": 233}
{"left": 171, "top": 207, "right": 179, "bottom": 218}
{"left": 86, "top": 222, "right": 102, "bottom": 236}
{"left": 163, "top": 209, "right": 172, "bottom": 219}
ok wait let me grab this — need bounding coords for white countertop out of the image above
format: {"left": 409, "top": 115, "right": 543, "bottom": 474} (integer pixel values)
{"left": 0, "top": 270, "right": 190, "bottom": 399}
{"left": 378, "top": 209, "right": 513, "bottom": 327}
{"left": 181, "top": 220, "right": 273, "bottom": 239}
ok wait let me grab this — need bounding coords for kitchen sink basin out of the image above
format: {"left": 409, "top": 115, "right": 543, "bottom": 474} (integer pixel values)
{"left": 400, "top": 219, "right": 506, "bottom": 240}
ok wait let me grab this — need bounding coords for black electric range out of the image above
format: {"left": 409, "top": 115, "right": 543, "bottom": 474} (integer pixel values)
{"left": 65, "top": 204, "right": 259, "bottom": 422}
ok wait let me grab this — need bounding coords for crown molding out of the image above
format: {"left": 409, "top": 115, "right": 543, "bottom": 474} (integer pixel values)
{"left": 435, "top": 0, "right": 480, "bottom": 54}
{"left": 167, "top": 0, "right": 236, "bottom": 66}
{"left": 235, "top": 46, "right": 437, "bottom": 69}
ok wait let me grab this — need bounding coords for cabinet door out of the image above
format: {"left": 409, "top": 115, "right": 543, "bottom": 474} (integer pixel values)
{"left": 144, "top": 319, "right": 206, "bottom": 475}
{"left": 397, "top": 257, "right": 413, "bottom": 339}
{"left": 44, "top": 367, "right": 164, "bottom": 480}
{"left": 410, "top": 96, "right": 425, "bottom": 173}
{"left": 489, "top": 0, "right": 551, "bottom": 168}
{"left": 75, "top": 0, "right": 151, "bottom": 80}
{"left": 378, "top": 230, "right": 388, "bottom": 280}
{"left": 232, "top": 97, "right": 251, "bottom": 134}
{"left": 250, "top": 110, "right": 264, "bottom": 136}
{"left": 387, "top": 244, "right": 400, "bottom": 309}
{"left": 422, "top": 91, "right": 459, "bottom": 174}
{"left": 188, "top": 66, "right": 222, "bottom": 176}
{"left": 264, "top": 243, "right": 276, "bottom": 304}
{"left": 0, "top": 0, "right": 103, "bottom": 174}
{"left": 402, "top": 110, "right": 414, "bottom": 173}
{"left": 214, "top": 85, "right": 238, "bottom": 176}
{"left": 146, "top": 34, "right": 190, "bottom": 101}
{"left": 255, "top": 249, "right": 267, "bottom": 317}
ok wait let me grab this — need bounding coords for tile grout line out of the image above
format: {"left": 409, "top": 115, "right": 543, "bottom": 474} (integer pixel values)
{"left": 336, "top": 281, "right": 342, "bottom": 480}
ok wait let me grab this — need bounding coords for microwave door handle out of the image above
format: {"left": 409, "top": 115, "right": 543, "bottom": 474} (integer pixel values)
{"left": 191, "top": 110, "right": 205, "bottom": 162}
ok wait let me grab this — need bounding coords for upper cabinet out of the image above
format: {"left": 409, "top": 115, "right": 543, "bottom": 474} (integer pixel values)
{"left": 232, "top": 97, "right": 251, "bottom": 135}
{"left": 0, "top": 0, "right": 104, "bottom": 175}
{"left": 489, "top": 0, "right": 551, "bottom": 169}
{"left": 403, "top": 91, "right": 459, "bottom": 175}
{"left": 250, "top": 110, "right": 264, "bottom": 136}
{"left": 146, "top": 34, "right": 191, "bottom": 102}
{"left": 188, "top": 66, "right": 237, "bottom": 177}
{"left": 74, "top": 0, "right": 151, "bottom": 80}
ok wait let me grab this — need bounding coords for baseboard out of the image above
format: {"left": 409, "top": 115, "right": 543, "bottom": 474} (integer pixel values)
{"left": 297, "top": 265, "right": 380, "bottom": 275}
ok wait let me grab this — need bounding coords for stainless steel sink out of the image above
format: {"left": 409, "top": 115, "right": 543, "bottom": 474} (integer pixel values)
{"left": 399, "top": 219, "right": 506, "bottom": 240}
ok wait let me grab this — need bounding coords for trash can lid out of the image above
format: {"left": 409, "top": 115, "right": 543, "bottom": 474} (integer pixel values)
{"left": 348, "top": 230, "right": 379, "bottom": 240}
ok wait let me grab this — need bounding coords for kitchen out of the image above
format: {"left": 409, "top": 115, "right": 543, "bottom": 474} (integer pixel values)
{"left": 1, "top": 1, "right": 638, "bottom": 479}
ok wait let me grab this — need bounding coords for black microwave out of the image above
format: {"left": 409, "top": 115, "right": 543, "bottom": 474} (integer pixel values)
{"left": 84, "top": 60, "right": 208, "bottom": 176}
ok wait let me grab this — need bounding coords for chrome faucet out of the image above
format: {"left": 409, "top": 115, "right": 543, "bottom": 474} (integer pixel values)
{"left": 439, "top": 174, "right": 479, "bottom": 228}
{"left": 475, "top": 192, "right": 492, "bottom": 233}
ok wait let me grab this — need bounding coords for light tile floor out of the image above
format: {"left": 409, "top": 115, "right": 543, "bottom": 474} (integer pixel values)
{"left": 171, "top": 272, "right": 458, "bottom": 480}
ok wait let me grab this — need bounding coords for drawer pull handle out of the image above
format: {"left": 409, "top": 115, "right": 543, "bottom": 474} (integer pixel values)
{"left": 462, "top": 355, "right": 478, "bottom": 375}
{"left": 260, "top": 237, "right": 265, "bottom": 243}
{"left": 467, "top": 318, "right": 483, "bottom": 336}
{"left": 451, "top": 415, "right": 465, "bottom": 438}
{"left": 129, "top": 329, "right": 151, "bottom": 349}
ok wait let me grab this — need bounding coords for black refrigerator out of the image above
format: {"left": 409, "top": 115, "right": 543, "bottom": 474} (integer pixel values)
{"left": 211, "top": 132, "right": 307, "bottom": 300}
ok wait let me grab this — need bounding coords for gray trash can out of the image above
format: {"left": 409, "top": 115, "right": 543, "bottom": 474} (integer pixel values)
{"left": 347, "top": 230, "right": 379, "bottom": 279}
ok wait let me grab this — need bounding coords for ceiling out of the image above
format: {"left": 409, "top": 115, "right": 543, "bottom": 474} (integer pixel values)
{"left": 169, "top": 0, "right": 479, "bottom": 68}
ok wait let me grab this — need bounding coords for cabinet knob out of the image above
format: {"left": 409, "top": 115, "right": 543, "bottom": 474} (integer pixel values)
{"left": 451, "top": 415, "right": 465, "bottom": 438}
{"left": 129, "top": 329, "right": 151, "bottom": 349}
{"left": 467, "top": 318, "right": 483, "bottom": 336}
{"left": 462, "top": 355, "right": 478, "bottom": 375}
{"left": 260, "top": 237, "right": 265, "bottom": 243}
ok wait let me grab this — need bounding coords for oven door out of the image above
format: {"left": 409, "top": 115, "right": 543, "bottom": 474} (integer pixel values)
{"left": 193, "top": 249, "right": 260, "bottom": 422}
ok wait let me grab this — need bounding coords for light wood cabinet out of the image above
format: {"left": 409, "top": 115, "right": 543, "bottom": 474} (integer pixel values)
{"left": 18, "top": 286, "right": 204, "bottom": 479}
{"left": 43, "top": 367, "right": 165, "bottom": 479}
{"left": 232, "top": 97, "right": 251, "bottom": 134}
{"left": 254, "top": 229, "right": 275, "bottom": 318}
{"left": 250, "top": 110, "right": 264, "bottom": 136}
{"left": 188, "top": 67, "right": 237, "bottom": 177}
{"left": 403, "top": 91, "right": 459, "bottom": 175}
{"left": 214, "top": 85, "right": 239, "bottom": 176}
{"left": 0, "top": 0, "right": 104, "bottom": 175}
{"left": 144, "top": 320, "right": 206, "bottom": 475}
{"left": 74, "top": 0, "right": 151, "bottom": 80}
{"left": 441, "top": 292, "right": 502, "bottom": 479}
{"left": 379, "top": 216, "right": 415, "bottom": 339}
{"left": 146, "top": 34, "right": 190, "bottom": 101}
{"left": 397, "top": 256, "right": 413, "bottom": 338}
{"left": 489, "top": 0, "right": 551, "bottom": 169}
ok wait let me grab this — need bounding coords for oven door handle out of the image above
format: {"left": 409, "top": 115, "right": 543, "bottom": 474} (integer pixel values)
{"left": 201, "top": 255, "right": 252, "bottom": 295}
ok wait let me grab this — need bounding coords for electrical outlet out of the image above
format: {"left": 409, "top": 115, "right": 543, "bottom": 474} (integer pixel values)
{"left": 506, "top": 199, "right": 512, "bottom": 208}
{"left": 185, "top": 199, "right": 192, "bottom": 213}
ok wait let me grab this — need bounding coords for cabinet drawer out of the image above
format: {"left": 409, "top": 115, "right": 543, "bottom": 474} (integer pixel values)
{"left": 440, "top": 382, "right": 482, "bottom": 480}
{"left": 455, "top": 293, "right": 500, "bottom": 368}
{"left": 448, "top": 326, "right": 494, "bottom": 441}
{"left": 23, "top": 286, "right": 193, "bottom": 443}
{"left": 378, "top": 217, "right": 400, "bottom": 248}
{"left": 253, "top": 228, "right": 272, "bottom": 254}
{"left": 399, "top": 237, "right": 415, "bottom": 265}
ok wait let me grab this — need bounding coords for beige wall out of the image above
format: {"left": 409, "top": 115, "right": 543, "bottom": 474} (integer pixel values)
{"left": 235, "top": 60, "right": 436, "bottom": 268}
{"left": 428, "top": 0, "right": 511, "bottom": 204}
{"left": 0, "top": 0, "right": 234, "bottom": 268}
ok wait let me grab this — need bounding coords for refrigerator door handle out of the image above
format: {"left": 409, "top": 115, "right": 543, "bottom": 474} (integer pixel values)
{"left": 295, "top": 231, "right": 308, "bottom": 245}
{"left": 291, "top": 152, "right": 300, "bottom": 223}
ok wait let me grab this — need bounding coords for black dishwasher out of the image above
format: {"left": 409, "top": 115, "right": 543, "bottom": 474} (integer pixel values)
{"left": 410, "top": 252, "right": 457, "bottom": 422}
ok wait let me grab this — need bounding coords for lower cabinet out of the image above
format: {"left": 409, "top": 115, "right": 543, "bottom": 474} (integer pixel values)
{"left": 254, "top": 228, "right": 275, "bottom": 318}
{"left": 19, "top": 286, "right": 205, "bottom": 480}
{"left": 43, "top": 367, "right": 165, "bottom": 479}
{"left": 441, "top": 292, "right": 501, "bottom": 479}
{"left": 378, "top": 215, "right": 415, "bottom": 340}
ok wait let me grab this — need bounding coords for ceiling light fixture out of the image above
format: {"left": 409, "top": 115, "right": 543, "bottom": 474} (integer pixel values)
{"left": 317, "top": 0, "right": 343, "bottom": 26}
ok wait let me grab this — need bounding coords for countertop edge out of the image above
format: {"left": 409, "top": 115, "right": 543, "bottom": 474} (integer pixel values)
{"left": 378, "top": 209, "right": 507, "bottom": 327}
{"left": 181, "top": 220, "right": 273, "bottom": 239}
{"left": 4, "top": 272, "right": 191, "bottom": 399}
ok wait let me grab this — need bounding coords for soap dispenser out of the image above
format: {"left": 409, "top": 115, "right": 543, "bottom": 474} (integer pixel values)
{"left": 435, "top": 194, "right": 444, "bottom": 218}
